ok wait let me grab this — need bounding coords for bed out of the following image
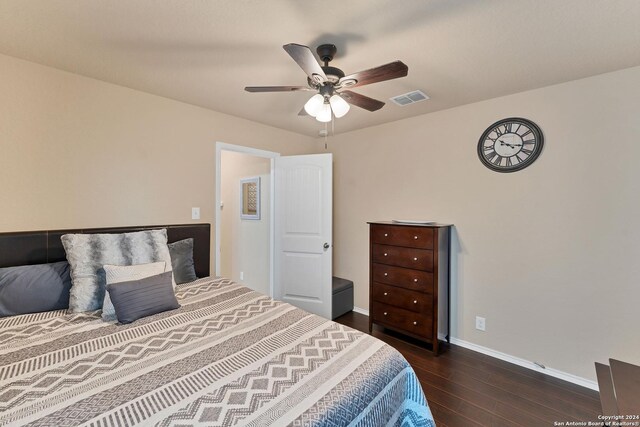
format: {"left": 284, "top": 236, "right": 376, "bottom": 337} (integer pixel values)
{"left": 0, "top": 224, "right": 434, "bottom": 427}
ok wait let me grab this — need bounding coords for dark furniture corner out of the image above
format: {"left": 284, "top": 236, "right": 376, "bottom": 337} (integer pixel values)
{"left": 367, "top": 221, "right": 451, "bottom": 355}
{"left": 596, "top": 359, "right": 640, "bottom": 419}
{"left": 332, "top": 276, "right": 354, "bottom": 319}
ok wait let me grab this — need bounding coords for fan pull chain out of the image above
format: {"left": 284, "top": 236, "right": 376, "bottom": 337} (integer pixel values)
{"left": 324, "top": 121, "right": 328, "bottom": 149}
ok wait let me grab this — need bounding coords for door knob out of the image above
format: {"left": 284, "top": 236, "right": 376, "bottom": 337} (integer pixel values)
{"left": 323, "top": 242, "right": 330, "bottom": 250}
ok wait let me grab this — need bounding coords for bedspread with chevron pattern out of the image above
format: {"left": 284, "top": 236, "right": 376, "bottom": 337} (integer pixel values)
{"left": 0, "top": 277, "right": 434, "bottom": 427}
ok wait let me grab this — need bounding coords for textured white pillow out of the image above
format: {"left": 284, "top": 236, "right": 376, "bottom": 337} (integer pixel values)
{"left": 101, "top": 262, "right": 167, "bottom": 320}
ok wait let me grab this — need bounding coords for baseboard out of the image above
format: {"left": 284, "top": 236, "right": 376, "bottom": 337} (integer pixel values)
{"left": 352, "top": 310, "right": 598, "bottom": 391}
{"left": 448, "top": 337, "right": 598, "bottom": 391}
{"left": 352, "top": 306, "right": 369, "bottom": 316}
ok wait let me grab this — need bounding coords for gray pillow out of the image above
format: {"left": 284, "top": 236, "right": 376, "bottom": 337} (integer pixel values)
{"left": 106, "top": 271, "right": 179, "bottom": 324}
{"left": 61, "top": 229, "right": 174, "bottom": 313}
{"left": 0, "top": 261, "right": 71, "bottom": 317}
{"left": 101, "top": 262, "right": 167, "bottom": 321}
{"left": 168, "top": 238, "right": 197, "bottom": 284}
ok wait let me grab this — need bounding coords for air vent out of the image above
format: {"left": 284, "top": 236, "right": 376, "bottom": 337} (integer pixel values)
{"left": 390, "top": 90, "right": 429, "bottom": 106}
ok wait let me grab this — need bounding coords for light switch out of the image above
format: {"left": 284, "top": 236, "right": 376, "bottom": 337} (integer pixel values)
{"left": 191, "top": 207, "right": 200, "bottom": 220}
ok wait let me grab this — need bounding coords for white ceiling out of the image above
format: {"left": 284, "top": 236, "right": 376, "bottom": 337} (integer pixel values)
{"left": 1, "top": 0, "right": 639, "bottom": 137}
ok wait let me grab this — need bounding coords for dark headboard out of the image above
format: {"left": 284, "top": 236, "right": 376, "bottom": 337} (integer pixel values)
{"left": 0, "top": 223, "right": 211, "bottom": 278}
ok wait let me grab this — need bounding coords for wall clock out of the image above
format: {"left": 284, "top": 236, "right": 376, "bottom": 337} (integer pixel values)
{"left": 477, "top": 117, "right": 544, "bottom": 172}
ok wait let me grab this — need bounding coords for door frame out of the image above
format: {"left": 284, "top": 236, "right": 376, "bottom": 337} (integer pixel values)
{"left": 215, "top": 142, "right": 280, "bottom": 296}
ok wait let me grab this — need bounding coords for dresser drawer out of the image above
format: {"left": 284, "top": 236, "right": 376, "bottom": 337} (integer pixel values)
{"left": 371, "top": 302, "right": 433, "bottom": 339}
{"left": 371, "top": 263, "right": 433, "bottom": 293}
{"left": 371, "top": 244, "right": 433, "bottom": 271}
{"left": 371, "top": 225, "right": 434, "bottom": 249}
{"left": 371, "top": 283, "right": 432, "bottom": 313}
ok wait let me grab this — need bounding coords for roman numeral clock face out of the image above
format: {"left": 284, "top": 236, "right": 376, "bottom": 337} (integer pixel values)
{"left": 477, "top": 118, "right": 544, "bottom": 172}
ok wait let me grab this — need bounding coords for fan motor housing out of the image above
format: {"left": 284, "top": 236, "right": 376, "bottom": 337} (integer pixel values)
{"left": 308, "top": 65, "right": 344, "bottom": 87}
{"left": 310, "top": 44, "right": 345, "bottom": 85}
{"left": 322, "top": 66, "right": 345, "bottom": 83}
{"left": 317, "top": 44, "right": 337, "bottom": 63}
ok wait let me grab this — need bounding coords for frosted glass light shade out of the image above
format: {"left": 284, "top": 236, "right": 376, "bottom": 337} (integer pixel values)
{"left": 329, "top": 95, "right": 350, "bottom": 118}
{"left": 316, "top": 102, "right": 332, "bottom": 122}
{"left": 304, "top": 94, "right": 325, "bottom": 117}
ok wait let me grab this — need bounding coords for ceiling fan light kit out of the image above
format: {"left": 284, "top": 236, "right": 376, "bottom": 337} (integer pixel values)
{"left": 304, "top": 93, "right": 325, "bottom": 116}
{"left": 329, "top": 94, "right": 350, "bottom": 118}
{"left": 245, "top": 43, "right": 409, "bottom": 123}
{"left": 316, "top": 102, "right": 333, "bottom": 122}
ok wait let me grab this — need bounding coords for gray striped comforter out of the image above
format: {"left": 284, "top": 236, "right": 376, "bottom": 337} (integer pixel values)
{"left": 0, "top": 277, "right": 434, "bottom": 426}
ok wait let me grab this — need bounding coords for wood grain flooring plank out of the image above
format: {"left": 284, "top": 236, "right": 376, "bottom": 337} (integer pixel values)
{"left": 449, "top": 345, "right": 600, "bottom": 402}
{"left": 441, "top": 346, "right": 600, "bottom": 402}
{"left": 411, "top": 363, "right": 554, "bottom": 426}
{"left": 418, "top": 374, "right": 524, "bottom": 426}
{"left": 334, "top": 312, "right": 602, "bottom": 427}
{"left": 367, "top": 328, "right": 597, "bottom": 421}
{"left": 427, "top": 401, "right": 484, "bottom": 427}
{"left": 411, "top": 351, "right": 584, "bottom": 419}
{"left": 438, "top": 348, "right": 600, "bottom": 419}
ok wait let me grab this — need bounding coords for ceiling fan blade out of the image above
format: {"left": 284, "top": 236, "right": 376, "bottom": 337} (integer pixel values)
{"left": 245, "top": 86, "right": 314, "bottom": 93}
{"left": 339, "top": 61, "right": 408, "bottom": 88}
{"left": 339, "top": 90, "right": 385, "bottom": 111}
{"left": 283, "top": 43, "right": 327, "bottom": 84}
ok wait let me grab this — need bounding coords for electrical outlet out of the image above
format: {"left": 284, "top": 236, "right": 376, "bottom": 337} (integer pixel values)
{"left": 475, "top": 316, "right": 486, "bottom": 331}
{"left": 240, "top": 272, "right": 244, "bottom": 280}
{"left": 191, "top": 207, "right": 200, "bottom": 220}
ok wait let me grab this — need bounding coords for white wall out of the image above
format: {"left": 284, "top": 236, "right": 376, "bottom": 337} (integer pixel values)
{"left": 220, "top": 151, "right": 271, "bottom": 294}
{"left": 324, "top": 65, "right": 640, "bottom": 382}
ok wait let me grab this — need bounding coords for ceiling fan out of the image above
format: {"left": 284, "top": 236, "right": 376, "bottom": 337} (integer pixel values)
{"left": 245, "top": 43, "right": 408, "bottom": 122}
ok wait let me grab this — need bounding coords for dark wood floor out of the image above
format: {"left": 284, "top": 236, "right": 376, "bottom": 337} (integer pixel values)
{"left": 334, "top": 311, "right": 601, "bottom": 427}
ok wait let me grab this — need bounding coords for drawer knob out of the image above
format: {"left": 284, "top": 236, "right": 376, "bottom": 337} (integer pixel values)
{"left": 384, "top": 273, "right": 388, "bottom": 276}
{"left": 384, "top": 292, "right": 388, "bottom": 296}
{"left": 384, "top": 233, "right": 388, "bottom": 237}
{"left": 384, "top": 312, "right": 388, "bottom": 316}
{"left": 413, "top": 300, "right": 418, "bottom": 304}
{"left": 413, "top": 321, "right": 418, "bottom": 325}
{"left": 384, "top": 253, "right": 388, "bottom": 257}
{"left": 414, "top": 278, "right": 418, "bottom": 282}
{"left": 414, "top": 235, "right": 418, "bottom": 240}
{"left": 413, "top": 257, "right": 418, "bottom": 261}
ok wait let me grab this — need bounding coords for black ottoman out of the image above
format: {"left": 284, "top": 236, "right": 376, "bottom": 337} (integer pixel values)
{"left": 332, "top": 276, "right": 354, "bottom": 320}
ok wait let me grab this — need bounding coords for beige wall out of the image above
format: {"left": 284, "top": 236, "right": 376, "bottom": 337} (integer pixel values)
{"left": 220, "top": 151, "right": 271, "bottom": 294}
{"left": 326, "top": 65, "right": 640, "bottom": 381}
{"left": 3, "top": 49, "right": 638, "bottom": 383}
{"left": 0, "top": 53, "right": 315, "bottom": 270}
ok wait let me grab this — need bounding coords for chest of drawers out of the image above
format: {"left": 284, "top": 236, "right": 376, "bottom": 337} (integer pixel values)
{"left": 368, "top": 222, "right": 451, "bottom": 354}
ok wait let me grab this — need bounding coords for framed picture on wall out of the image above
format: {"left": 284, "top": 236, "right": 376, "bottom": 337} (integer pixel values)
{"left": 240, "top": 176, "right": 260, "bottom": 220}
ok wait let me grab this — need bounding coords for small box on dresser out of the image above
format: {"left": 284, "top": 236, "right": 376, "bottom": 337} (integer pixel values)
{"left": 368, "top": 221, "right": 451, "bottom": 355}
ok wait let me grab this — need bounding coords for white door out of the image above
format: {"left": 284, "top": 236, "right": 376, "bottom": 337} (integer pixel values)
{"left": 274, "top": 153, "right": 332, "bottom": 319}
